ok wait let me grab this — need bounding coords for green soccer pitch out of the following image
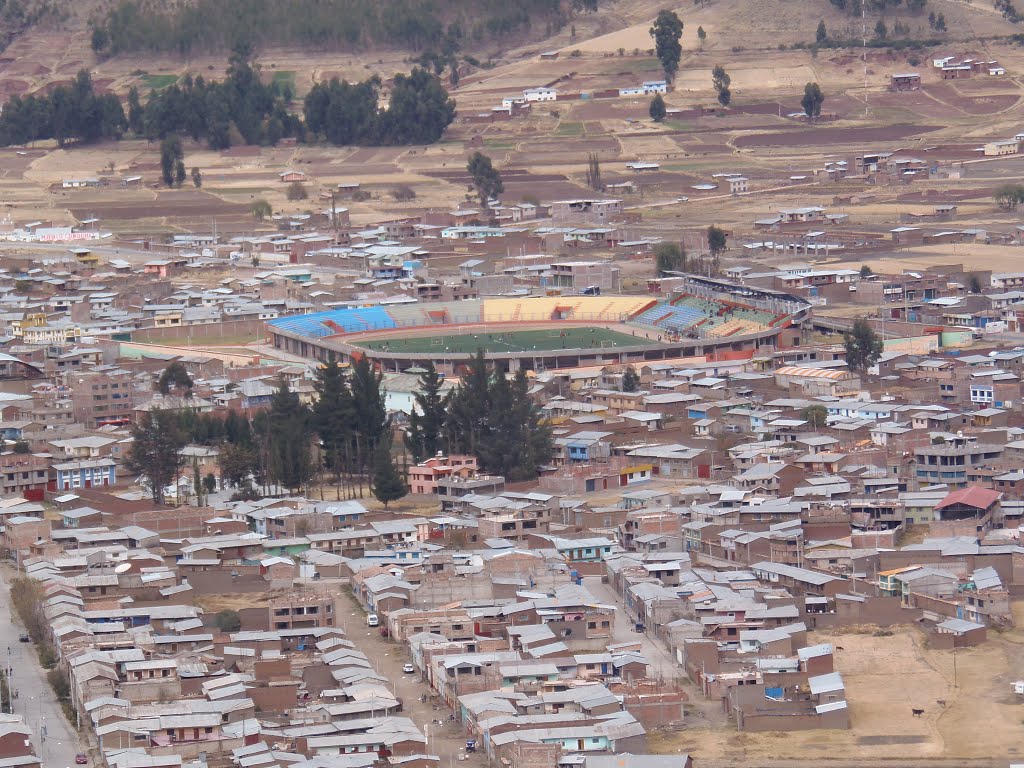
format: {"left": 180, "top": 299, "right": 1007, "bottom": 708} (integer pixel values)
{"left": 356, "top": 327, "right": 660, "bottom": 354}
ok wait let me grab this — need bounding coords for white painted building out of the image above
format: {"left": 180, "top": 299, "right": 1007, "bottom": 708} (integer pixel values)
{"left": 523, "top": 87, "right": 557, "bottom": 102}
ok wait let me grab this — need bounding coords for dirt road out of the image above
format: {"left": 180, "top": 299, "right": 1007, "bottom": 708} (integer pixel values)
{"left": 332, "top": 595, "right": 486, "bottom": 768}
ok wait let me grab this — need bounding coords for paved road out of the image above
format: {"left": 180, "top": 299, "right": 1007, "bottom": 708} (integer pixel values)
{"left": 0, "top": 568, "right": 83, "bottom": 768}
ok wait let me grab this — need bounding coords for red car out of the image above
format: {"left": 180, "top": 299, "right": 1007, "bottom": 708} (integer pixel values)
{"left": 75, "top": 754, "right": 88, "bottom": 765}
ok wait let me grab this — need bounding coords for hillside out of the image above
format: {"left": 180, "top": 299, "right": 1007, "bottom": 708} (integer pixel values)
{"left": 88, "top": 0, "right": 590, "bottom": 57}
{"left": 560, "top": 0, "right": 1024, "bottom": 54}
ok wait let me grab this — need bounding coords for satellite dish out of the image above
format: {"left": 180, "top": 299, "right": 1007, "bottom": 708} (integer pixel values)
{"left": 114, "top": 563, "right": 131, "bottom": 574}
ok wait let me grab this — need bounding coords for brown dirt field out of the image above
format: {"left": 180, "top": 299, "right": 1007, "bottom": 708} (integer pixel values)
{"left": 733, "top": 124, "right": 941, "bottom": 149}
{"left": 829, "top": 243, "right": 1024, "bottom": 274}
{"left": 956, "top": 94, "right": 1022, "bottom": 115}
{"left": 650, "top": 625, "right": 1024, "bottom": 763}
{"left": 69, "top": 191, "right": 251, "bottom": 221}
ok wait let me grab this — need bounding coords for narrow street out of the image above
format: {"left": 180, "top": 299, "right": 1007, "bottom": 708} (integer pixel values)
{"left": 0, "top": 567, "right": 82, "bottom": 768}
{"left": 332, "top": 598, "right": 486, "bottom": 768}
{"left": 582, "top": 576, "right": 726, "bottom": 726}
{"left": 582, "top": 575, "right": 682, "bottom": 684}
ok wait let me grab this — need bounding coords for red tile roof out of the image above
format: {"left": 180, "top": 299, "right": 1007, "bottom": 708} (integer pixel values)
{"left": 934, "top": 486, "right": 1001, "bottom": 511}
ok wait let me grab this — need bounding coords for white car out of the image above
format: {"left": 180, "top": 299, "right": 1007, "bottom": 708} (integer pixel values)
{"left": 403, "top": 663, "right": 415, "bottom": 674}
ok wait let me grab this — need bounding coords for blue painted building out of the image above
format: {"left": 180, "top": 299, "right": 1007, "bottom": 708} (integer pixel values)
{"left": 53, "top": 458, "right": 116, "bottom": 491}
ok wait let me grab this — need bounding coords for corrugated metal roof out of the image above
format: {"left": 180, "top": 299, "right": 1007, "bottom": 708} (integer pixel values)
{"left": 776, "top": 366, "right": 848, "bottom": 380}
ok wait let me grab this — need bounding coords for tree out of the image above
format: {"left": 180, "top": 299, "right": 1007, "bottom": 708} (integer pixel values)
{"left": 968, "top": 273, "right": 983, "bottom": 294}
{"left": 47, "top": 667, "right": 71, "bottom": 701}
{"left": 994, "top": 183, "right": 1024, "bottom": 210}
{"left": 251, "top": 199, "right": 272, "bottom": 221}
{"left": 214, "top": 610, "right": 241, "bottom": 632}
{"left": 585, "top": 153, "right": 603, "bottom": 191}
{"left": 158, "top": 361, "right": 193, "bottom": 395}
{"left": 405, "top": 362, "right": 450, "bottom": 462}
{"left": 622, "top": 367, "right": 640, "bottom": 392}
{"left": 12, "top": 441, "right": 29, "bottom": 454}
{"left": 707, "top": 224, "right": 727, "bottom": 256}
{"left": 266, "top": 377, "right": 312, "bottom": 493}
{"left": 311, "top": 358, "right": 354, "bottom": 489}
{"left": 816, "top": 20, "right": 828, "bottom": 43}
{"left": 160, "top": 134, "right": 183, "bottom": 187}
{"left": 800, "top": 404, "right": 829, "bottom": 428}
{"left": 218, "top": 442, "right": 259, "bottom": 489}
{"left": 126, "top": 410, "right": 186, "bottom": 504}
{"left": 287, "top": 182, "right": 308, "bottom": 200}
{"left": 711, "top": 65, "right": 731, "bottom": 107}
{"left": 127, "top": 86, "right": 144, "bottom": 135}
{"left": 191, "top": 167, "right": 202, "bottom": 188}
{"left": 860, "top": 264, "right": 873, "bottom": 278}
{"left": 843, "top": 318, "right": 884, "bottom": 372}
{"left": 874, "top": 19, "right": 887, "bottom": 39}
{"left": 649, "top": 93, "right": 667, "bottom": 122}
{"left": 202, "top": 473, "right": 217, "bottom": 495}
{"left": 371, "top": 433, "right": 408, "bottom": 509}
{"left": 650, "top": 10, "right": 684, "bottom": 83}
{"left": 467, "top": 151, "right": 503, "bottom": 209}
{"left": 697, "top": 25, "right": 707, "bottom": 49}
{"left": 174, "top": 159, "right": 186, "bottom": 187}
{"left": 350, "top": 356, "right": 389, "bottom": 478}
{"left": 90, "top": 25, "right": 110, "bottom": 55}
{"left": 654, "top": 242, "right": 686, "bottom": 275}
{"left": 801, "top": 82, "right": 825, "bottom": 120}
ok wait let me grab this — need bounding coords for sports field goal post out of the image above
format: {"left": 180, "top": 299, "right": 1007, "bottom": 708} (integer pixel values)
{"left": 600, "top": 340, "right": 618, "bottom": 349}
{"left": 457, "top": 324, "right": 486, "bottom": 337}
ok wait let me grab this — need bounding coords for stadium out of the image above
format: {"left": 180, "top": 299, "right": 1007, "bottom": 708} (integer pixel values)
{"left": 266, "top": 276, "right": 811, "bottom": 374}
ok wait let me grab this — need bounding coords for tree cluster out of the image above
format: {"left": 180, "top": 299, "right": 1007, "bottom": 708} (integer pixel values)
{"left": 0, "top": 1, "right": 67, "bottom": 57}
{"left": 0, "top": 69, "right": 125, "bottom": 147}
{"left": 406, "top": 356, "right": 553, "bottom": 482}
{"left": 126, "top": 410, "right": 188, "bottom": 504}
{"left": 585, "top": 153, "right": 603, "bottom": 191}
{"left": 90, "top": 0, "right": 570, "bottom": 56}
{"left": 829, "top": 0, "right": 925, "bottom": 15}
{"left": 994, "top": 183, "right": 1024, "bottom": 210}
{"left": 654, "top": 242, "right": 686, "bottom": 276}
{"left": 0, "top": 48, "right": 454, "bottom": 151}
{"left": 712, "top": 65, "right": 731, "bottom": 107}
{"left": 927, "top": 11, "right": 947, "bottom": 30}
{"left": 160, "top": 135, "right": 186, "bottom": 187}
{"left": 138, "top": 45, "right": 301, "bottom": 149}
{"left": 996, "top": 0, "right": 1021, "bottom": 23}
{"left": 304, "top": 68, "right": 455, "bottom": 146}
{"left": 801, "top": 82, "right": 825, "bottom": 120}
{"left": 446, "top": 354, "right": 553, "bottom": 481}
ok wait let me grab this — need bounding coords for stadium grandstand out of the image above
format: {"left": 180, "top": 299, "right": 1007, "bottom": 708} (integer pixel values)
{"left": 266, "top": 281, "right": 810, "bottom": 374}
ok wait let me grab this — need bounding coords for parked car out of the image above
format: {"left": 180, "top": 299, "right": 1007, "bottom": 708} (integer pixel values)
{"left": 18, "top": 634, "right": 29, "bottom": 643}
{"left": 75, "top": 754, "right": 88, "bottom": 765}
{"left": 403, "top": 663, "right": 415, "bottom": 674}
{"left": 366, "top": 613, "right": 379, "bottom": 627}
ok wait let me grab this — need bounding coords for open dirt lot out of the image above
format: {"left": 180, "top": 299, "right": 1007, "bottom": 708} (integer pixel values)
{"left": 649, "top": 623, "right": 1024, "bottom": 765}
{"left": 831, "top": 243, "right": 1024, "bottom": 275}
